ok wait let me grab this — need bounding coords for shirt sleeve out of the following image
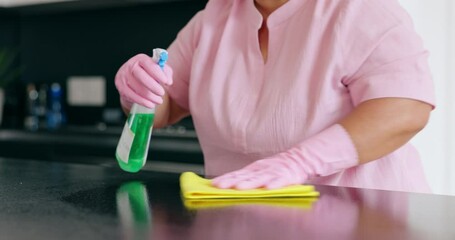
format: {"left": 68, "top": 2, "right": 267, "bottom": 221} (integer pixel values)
{"left": 339, "top": 0, "right": 435, "bottom": 108}
{"left": 165, "top": 11, "right": 204, "bottom": 111}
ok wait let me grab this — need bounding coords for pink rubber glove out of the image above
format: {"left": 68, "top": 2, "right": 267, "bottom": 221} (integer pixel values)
{"left": 211, "top": 124, "right": 359, "bottom": 190}
{"left": 115, "top": 53, "right": 173, "bottom": 110}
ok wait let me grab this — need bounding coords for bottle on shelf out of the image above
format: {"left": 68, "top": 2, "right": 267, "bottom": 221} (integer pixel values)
{"left": 37, "top": 83, "right": 48, "bottom": 130}
{"left": 46, "top": 83, "right": 64, "bottom": 130}
{"left": 24, "top": 83, "right": 39, "bottom": 131}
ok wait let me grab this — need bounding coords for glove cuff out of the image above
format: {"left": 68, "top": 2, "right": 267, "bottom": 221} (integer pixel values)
{"left": 281, "top": 124, "right": 359, "bottom": 178}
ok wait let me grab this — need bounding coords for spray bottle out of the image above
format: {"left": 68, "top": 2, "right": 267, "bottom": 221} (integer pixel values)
{"left": 115, "top": 48, "right": 168, "bottom": 173}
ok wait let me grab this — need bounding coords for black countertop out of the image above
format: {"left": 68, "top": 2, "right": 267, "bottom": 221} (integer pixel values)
{"left": 1, "top": 157, "right": 455, "bottom": 240}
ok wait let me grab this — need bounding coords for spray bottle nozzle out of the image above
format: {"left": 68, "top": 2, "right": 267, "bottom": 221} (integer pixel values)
{"left": 152, "top": 48, "right": 168, "bottom": 70}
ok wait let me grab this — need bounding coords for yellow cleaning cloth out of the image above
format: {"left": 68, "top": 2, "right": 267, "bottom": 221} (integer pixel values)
{"left": 180, "top": 172, "right": 320, "bottom": 200}
{"left": 184, "top": 198, "right": 318, "bottom": 210}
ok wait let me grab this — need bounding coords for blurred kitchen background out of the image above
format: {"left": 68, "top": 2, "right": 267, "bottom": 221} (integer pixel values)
{"left": 0, "top": 0, "right": 454, "bottom": 195}
{"left": 0, "top": 0, "right": 206, "bottom": 175}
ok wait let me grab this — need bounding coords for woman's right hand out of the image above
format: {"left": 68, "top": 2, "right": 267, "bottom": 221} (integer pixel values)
{"left": 115, "top": 53, "right": 173, "bottom": 110}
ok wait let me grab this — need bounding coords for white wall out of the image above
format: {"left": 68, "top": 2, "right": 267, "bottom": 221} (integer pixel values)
{"left": 399, "top": 0, "right": 455, "bottom": 195}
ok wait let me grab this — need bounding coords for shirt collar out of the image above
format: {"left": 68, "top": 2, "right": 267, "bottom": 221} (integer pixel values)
{"left": 244, "top": 0, "right": 309, "bottom": 29}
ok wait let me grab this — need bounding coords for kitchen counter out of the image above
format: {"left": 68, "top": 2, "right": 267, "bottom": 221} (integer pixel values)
{"left": 1, "top": 157, "right": 454, "bottom": 240}
{"left": 0, "top": 128, "right": 204, "bottom": 172}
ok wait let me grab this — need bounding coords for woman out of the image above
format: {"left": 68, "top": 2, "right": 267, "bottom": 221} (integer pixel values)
{"left": 115, "top": 0, "right": 435, "bottom": 193}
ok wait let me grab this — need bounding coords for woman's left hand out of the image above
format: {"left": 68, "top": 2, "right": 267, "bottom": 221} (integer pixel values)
{"left": 211, "top": 156, "right": 309, "bottom": 190}
{"left": 211, "top": 124, "right": 360, "bottom": 190}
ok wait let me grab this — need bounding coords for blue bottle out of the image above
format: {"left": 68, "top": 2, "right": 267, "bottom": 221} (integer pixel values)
{"left": 47, "top": 83, "right": 64, "bottom": 130}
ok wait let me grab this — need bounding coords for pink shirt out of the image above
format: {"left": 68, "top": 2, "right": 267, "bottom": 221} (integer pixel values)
{"left": 166, "top": 0, "right": 435, "bottom": 193}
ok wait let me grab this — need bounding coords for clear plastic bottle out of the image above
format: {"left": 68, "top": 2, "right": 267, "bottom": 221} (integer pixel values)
{"left": 115, "top": 48, "right": 168, "bottom": 173}
{"left": 116, "top": 104, "right": 155, "bottom": 172}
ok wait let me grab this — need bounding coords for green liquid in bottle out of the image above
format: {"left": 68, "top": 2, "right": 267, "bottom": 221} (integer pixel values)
{"left": 116, "top": 112, "right": 154, "bottom": 173}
